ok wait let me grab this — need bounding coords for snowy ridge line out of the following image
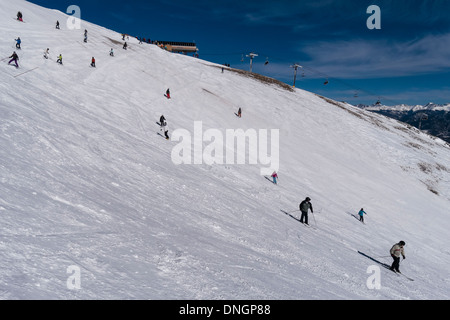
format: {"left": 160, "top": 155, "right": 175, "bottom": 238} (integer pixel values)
{"left": 358, "top": 102, "right": 450, "bottom": 112}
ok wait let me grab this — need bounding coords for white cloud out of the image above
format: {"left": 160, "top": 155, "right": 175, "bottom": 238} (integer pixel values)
{"left": 299, "top": 33, "right": 450, "bottom": 79}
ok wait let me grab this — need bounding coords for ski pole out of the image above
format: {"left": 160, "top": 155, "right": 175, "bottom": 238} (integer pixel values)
{"left": 311, "top": 211, "right": 317, "bottom": 227}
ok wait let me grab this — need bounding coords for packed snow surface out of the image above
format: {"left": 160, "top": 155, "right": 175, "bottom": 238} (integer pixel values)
{"left": 1, "top": 0, "right": 449, "bottom": 299}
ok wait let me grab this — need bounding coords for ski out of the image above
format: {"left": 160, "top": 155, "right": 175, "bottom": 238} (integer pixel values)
{"left": 280, "top": 210, "right": 316, "bottom": 229}
{"left": 388, "top": 268, "right": 401, "bottom": 277}
{"left": 157, "top": 132, "right": 169, "bottom": 140}
{"left": 264, "top": 176, "right": 277, "bottom": 185}
{"left": 302, "top": 222, "right": 311, "bottom": 227}
{"left": 388, "top": 269, "right": 413, "bottom": 281}
{"left": 395, "top": 272, "right": 414, "bottom": 281}
{"left": 301, "top": 222, "right": 317, "bottom": 230}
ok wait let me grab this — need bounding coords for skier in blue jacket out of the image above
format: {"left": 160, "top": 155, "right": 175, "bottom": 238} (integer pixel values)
{"left": 15, "top": 37, "right": 21, "bottom": 49}
{"left": 358, "top": 208, "right": 367, "bottom": 223}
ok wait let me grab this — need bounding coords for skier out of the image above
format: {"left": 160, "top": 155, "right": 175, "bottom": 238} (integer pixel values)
{"left": 123, "top": 42, "right": 127, "bottom": 50}
{"left": 84, "top": 29, "right": 88, "bottom": 43}
{"left": 15, "top": 37, "right": 21, "bottom": 49}
{"left": 56, "top": 54, "right": 62, "bottom": 64}
{"left": 164, "top": 125, "right": 170, "bottom": 140}
{"left": 56, "top": 20, "right": 60, "bottom": 29}
{"left": 109, "top": 48, "right": 114, "bottom": 56}
{"left": 8, "top": 51, "right": 19, "bottom": 68}
{"left": 237, "top": 107, "right": 242, "bottom": 118}
{"left": 159, "top": 115, "right": 166, "bottom": 131}
{"left": 91, "top": 57, "right": 96, "bottom": 67}
{"left": 43, "top": 48, "right": 49, "bottom": 59}
{"left": 358, "top": 208, "right": 367, "bottom": 223}
{"left": 299, "top": 197, "right": 313, "bottom": 225}
{"left": 271, "top": 171, "right": 278, "bottom": 184}
{"left": 390, "top": 241, "right": 406, "bottom": 273}
{"left": 17, "top": 11, "right": 23, "bottom": 21}
{"left": 165, "top": 88, "right": 170, "bottom": 99}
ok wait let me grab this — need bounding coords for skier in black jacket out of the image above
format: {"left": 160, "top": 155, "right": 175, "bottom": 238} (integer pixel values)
{"left": 299, "top": 197, "right": 313, "bottom": 225}
{"left": 8, "top": 51, "right": 19, "bottom": 68}
{"left": 159, "top": 115, "right": 166, "bottom": 131}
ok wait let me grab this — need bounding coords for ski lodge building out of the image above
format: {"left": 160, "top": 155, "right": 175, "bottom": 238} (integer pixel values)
{"left": 154, "top": 40, "right": 198, "bottom": 54}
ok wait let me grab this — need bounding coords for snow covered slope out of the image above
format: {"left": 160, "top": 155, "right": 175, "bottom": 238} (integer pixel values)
{"left": 1, "top": 0, "right": 449, "bottom": 300}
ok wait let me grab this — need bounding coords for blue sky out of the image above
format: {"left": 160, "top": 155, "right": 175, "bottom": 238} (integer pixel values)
{"left": 29, "top": 0, "right": 450, "bottom": 106}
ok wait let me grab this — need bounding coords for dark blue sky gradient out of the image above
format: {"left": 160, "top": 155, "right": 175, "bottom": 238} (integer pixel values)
{"left": 28, "top": 0, "right": 450, "bottom": 105}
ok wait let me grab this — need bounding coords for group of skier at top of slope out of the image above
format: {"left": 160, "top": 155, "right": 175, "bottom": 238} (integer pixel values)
{"left": 7, "top": 9, "right": 409, "bottom": 276}
{"left": 7, "top": 12, "right": 129, "bottom": 69}
{"left": 11, "top": 10, "right": 174, "bottom": 139}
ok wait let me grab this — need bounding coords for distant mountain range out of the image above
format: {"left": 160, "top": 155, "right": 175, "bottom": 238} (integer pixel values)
{"left": 356, "top": 103, "right": 450, "bottom": 143}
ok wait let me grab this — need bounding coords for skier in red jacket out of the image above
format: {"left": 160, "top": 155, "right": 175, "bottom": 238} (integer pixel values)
{"left": 271, "top": 171, "right": 278, "bottom": 184}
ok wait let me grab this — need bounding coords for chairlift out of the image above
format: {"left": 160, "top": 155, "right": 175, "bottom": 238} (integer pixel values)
{"left": 264, "top": 57, "right": 269, "bottom": 65}
{"left": 324, "top": 78, "right": 329, "bottom": 85}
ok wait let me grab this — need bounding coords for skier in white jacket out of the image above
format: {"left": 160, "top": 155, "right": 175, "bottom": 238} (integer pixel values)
{"left": 390, "top": 241, "right": 406, "bottom": 273}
